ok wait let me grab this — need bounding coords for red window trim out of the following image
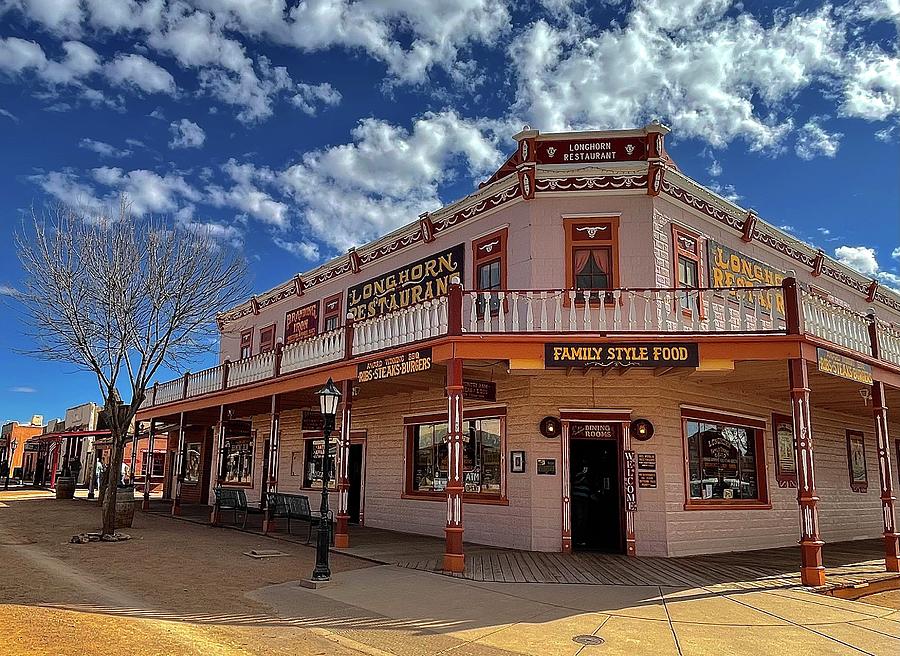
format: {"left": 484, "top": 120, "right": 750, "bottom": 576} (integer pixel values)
{"left": 846, "top": 429, "right": 868, "bottom": 493}
{"left": 564, "top": 217, "right": 620, "bottom": 305}
{"left": 681, "top": 407, "right": 770, "bottom": 509}
{"left": 403, "top": 409, "right": 507, "bottom": 501}
{"left": 672, "top": 224, "right": 705, "bottom": 319}
{"left": 322, "top": 293, "right": 343, "bottom": 331}
{"left": 259, "top": 323, "right": 277, "bottom": 353}
{"left": 239, "top": 328, "right": 253, "bottom": 359}
{"left": 472, "top": 228, "right": 508, "bottom": 290}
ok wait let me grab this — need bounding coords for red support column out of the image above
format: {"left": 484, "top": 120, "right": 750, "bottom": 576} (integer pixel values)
{"left": 872, "top": 381, "right": 900, "bottom": 571}
{"left": 444, "top": 358, "right": 465, "bottom": 573}
{"left": 561, "top": 420, "right": 572, "bottom": 553}
{"left": 171, "top": 412, "right": 185, "bottom": 516}
{"left": 334, "top": 379, "right": 353, "bottom": 548}
{"left": 789, "top": 358, "right": 826, "bottom": 586}
{"left": 142, "top": 419, "right": 156, "bottom": 510}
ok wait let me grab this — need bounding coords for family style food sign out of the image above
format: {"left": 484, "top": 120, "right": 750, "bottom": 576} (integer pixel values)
{"left": 347, "top": 243, "right": 465, "bottom": 321}
{"left": 707, "top": 241, "right": 785, "bottom": 316}
{"left": 545, "top": 342, "right": 699, "bottom": 368}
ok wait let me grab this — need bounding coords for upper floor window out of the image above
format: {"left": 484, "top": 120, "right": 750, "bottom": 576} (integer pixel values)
{"left": 672, "top": 225, "right": 704, "bottom": 315}
{"left": 239, "top": 329, "right": 253, "bottom": 359}
{"left": 323, "top": 293, "right": 342, "bottom": 333}
{"left": 472, "top": 229, "right": 507, "bottom": 315}
{"left": 259, "top": 324, "right": 276, "bottom": 353}
{"left": 565, "top": 218, "right": 619, "bottom": 300}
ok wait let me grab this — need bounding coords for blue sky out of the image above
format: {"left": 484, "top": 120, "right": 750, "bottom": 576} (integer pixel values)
{"left": 0, "top": 0, "right": 898, "bottom": 423}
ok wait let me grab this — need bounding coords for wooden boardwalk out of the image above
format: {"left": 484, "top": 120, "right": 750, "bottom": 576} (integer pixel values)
{"left": 149, "top": 503, "right": 899, "bottom": 591}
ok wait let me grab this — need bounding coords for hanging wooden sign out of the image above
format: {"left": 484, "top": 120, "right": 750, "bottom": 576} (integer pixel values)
{"left": 637, "top": 453, "right": 656, "bottom": 470}
{"left": 536, "top": 458, "right": 556, "bottom": 475}
{"left": 347, "top": 243, "right": 464, "bottom": 321}
{"left": 357, "top": 348, "right": 433, "bottom": 383}
{"left": 638, "top": 471, "right": 657, "bottom": 488}
{"left": 301, "top": 411, "right": 325, "bottom": 432}
{"left": 545, "top": 342, "right": 699, "bottom": 368}
{"left": 624, "top": 450, "right": 637, "bottom": 511}
{"left": 463, "top": 380, "right": 496, "bottom": 402}
{"left": 817, "top": 348, "right": 873, "bottom": 385}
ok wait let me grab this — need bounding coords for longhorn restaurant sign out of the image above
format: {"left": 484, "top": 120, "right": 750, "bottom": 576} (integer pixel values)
{"left": 347, "top": 243, "right": 464, "bottom": 321}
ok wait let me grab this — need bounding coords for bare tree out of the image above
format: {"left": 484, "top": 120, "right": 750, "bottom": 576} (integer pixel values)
{"left": 15, "top": 198, "right": 248, "bottom": 535}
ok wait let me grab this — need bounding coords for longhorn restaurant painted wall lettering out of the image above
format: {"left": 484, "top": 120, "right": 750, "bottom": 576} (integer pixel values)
{"left": 347, "top": 244, "right": 464, "bottom": 321}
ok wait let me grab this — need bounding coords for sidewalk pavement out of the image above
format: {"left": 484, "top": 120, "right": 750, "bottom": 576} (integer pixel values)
{"left": 252, "top": 564, "right": 900, "bottom": 656}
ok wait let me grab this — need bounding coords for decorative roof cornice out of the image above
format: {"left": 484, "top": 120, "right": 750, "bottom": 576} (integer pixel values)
{"left": 217, "top": 173, "right": 522, "bottom": 327}
{"left": 661, "top": 168, "right": 900, "bottom": 315}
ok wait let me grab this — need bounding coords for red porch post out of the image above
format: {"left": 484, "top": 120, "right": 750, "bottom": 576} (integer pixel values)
{"left": 444, "top": 357, "right": 465, "bottom": 573}
{"left": 262, "top": 395, "right": 280, "bottom": 534}
{"left": 789, "top": 358, "right": 826, "bottom": 586}
{"left": 872, "top": 381, "right": 900, "bottom": 571}
{"left": 334, "top": 379, "right": 353, "bottom": 548}
{"left": 171, "top": 412, "right": 185, "bottom": 516}
{"left": 142, "top": 419, "right": 156, "bottom": 510}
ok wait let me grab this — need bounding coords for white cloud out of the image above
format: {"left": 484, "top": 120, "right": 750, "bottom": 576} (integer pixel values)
{"left": 841, "top": 48, "right": 900, "bottom": 121}
{"left": 79, "top": 138, "right": 131, "bottom": 158}
{"left": 104, "top": 53, "right": 176, "bottom": 95}
{"left": 795, "top": 117, "right": 843, "bottom": 160}
{"left": 273, "top": 238, "right": 320, "bottom": 261}
{"left": 835, "top": 245, "right": 879, "bottom": 276}
{"left": 707, "top": 158, "right": 722, "bottom": 177}
{"left": 168, "top": 118, "right": 206, "bottom": 149}
{"left": 892, "top": 246, "right": 900, "bottom": 260}
{"left": 206, "top": 159, "right": 289, "bottom": 229}
{"left": 0, "top": 284, "right": 21, "bottom": 297}
{"left": 0, "top": 108, "right": 18, "bottom": 122}
{"left": 9, "top": 0, "right": 83, "bottom": 34}
{"left": 708, "top": 181, "right": 741, "bottom": 203}
{"left": 278, "top": 110, "right": 504, "bottom": 250}
{"left": 291, "top": 82, "right": 342, "bottom": 116}
{"left": 8, "top": 386, "right": 36, "bottom": 393}
{"left": 91, "top": 167, "right": 200, "bottom": 214}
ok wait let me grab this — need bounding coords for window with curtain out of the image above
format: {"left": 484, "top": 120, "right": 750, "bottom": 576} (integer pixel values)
{"left": 565, "top": 219, "right": 619, "bottom": 300}
{"left": 673, "top": 226, "right": 703, "bottom": 315}
{"left": 684, "top": 418, "right": 762, "bottom": 502}
{"left": 408, "top": 417, "right": 502, "bottom": 495}
{"left": 573, "top": 248, "right": 611, "bottom": 290}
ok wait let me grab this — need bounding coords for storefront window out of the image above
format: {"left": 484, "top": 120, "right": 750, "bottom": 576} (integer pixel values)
{"left": 303, "top": 439, "right": 337, "bottom": 488}
{"left": 409, "top": 417, "right": 502, "bottom": 495}
{"left": 685, "top": 418, "right": 761, "bottom": 501}
{"left": 222, "top": 436, "right": 253, "bottom": 485}
{"left": 184, "top": 441, "right": 202, "bottom": 485}
{"left": 140, "top": 450, "right": 165, "bottom": 478}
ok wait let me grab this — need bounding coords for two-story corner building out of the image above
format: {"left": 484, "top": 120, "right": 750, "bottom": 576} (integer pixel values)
{"left": 1, "top": 417, "right": 44, "bottom": 481}
{"left": 136, "top": 123, "right": 900, "bottom": 586}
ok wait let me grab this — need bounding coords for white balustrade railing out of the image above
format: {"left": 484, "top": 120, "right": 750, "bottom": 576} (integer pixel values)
{"left": 463, "top": 287, "right": 786, "bottom": 334}
{"left": 800, "top": 290, "right": 871, "bottom": 357}
{"left": 227, "top": 350, "right": 277, "bottom": 388}
{"left": 352, "top": 297, "right": 449, "bottom": 356}
{"left": 281, "top": 329, "right": 345, "bottom": 374}
{"left": 877, "top": 321, "right": 900, "bottom": 366}
{"left": 186, "top": 365, "right": 223, "bottom": 398}
{"left": 154, "top": 378, "right": 184, "bottom": 405}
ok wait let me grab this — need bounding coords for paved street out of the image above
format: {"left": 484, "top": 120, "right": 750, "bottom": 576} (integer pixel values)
{"left": 1, "top": 492, "right": 899, "bottom": 655}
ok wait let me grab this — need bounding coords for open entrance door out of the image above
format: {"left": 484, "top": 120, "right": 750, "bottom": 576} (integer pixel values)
{"left": 347, "top": 443, "right": 364, "bottom": 524}
{"left": 566, "top": 420, "right": 627, "bottom": 554}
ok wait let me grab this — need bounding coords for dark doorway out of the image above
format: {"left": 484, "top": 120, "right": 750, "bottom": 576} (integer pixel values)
{"left": 570, "top": 436, "right": 623, "bottom": 552}
{"left": 260, "top": 439, "right": 270, "bottom": 510}
{"left": 347, "top": 443, "right": 364, "bottom": 524}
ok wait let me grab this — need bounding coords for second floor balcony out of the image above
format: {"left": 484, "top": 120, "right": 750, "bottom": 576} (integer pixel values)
{"left": 141, "top": 278, "right": 900, "bottom": 410}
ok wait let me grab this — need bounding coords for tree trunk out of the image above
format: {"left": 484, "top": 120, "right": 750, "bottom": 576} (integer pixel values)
{"left": 101, "top": 428, "right": 126, "bottom": 535}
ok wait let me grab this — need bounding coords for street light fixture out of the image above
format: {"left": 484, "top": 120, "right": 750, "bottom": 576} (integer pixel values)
{"left": 311, "top": 377, "right": 342, "bottom": 582}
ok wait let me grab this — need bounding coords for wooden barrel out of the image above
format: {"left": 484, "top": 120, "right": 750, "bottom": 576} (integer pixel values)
{"left": 110, "top": 485, "right": 135, "bottom": 529}
{"left": 55, "top": 476, "right": 76, "bottom": 500}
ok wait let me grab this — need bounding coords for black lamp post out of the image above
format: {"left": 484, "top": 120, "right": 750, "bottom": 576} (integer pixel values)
{"left": 3, "top": 439, "right": 17, "bottom": 491}
{"left": 311, "top": 377, "right": 342, "bottom": 582}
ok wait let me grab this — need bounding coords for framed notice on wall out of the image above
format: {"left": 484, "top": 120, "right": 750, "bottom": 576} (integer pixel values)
{"left": 846, "top": 430, "right": 868, "bottom": 493}
{"left": 772, "top": 413, "right": 797, "bottom": 488}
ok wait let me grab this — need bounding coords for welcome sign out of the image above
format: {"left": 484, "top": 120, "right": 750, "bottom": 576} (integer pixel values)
{"left": 707, "top": 240, "right": 785, "bottom": 316}
{"left": 347, "top": 243, "right": 464, "bottom": 320}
